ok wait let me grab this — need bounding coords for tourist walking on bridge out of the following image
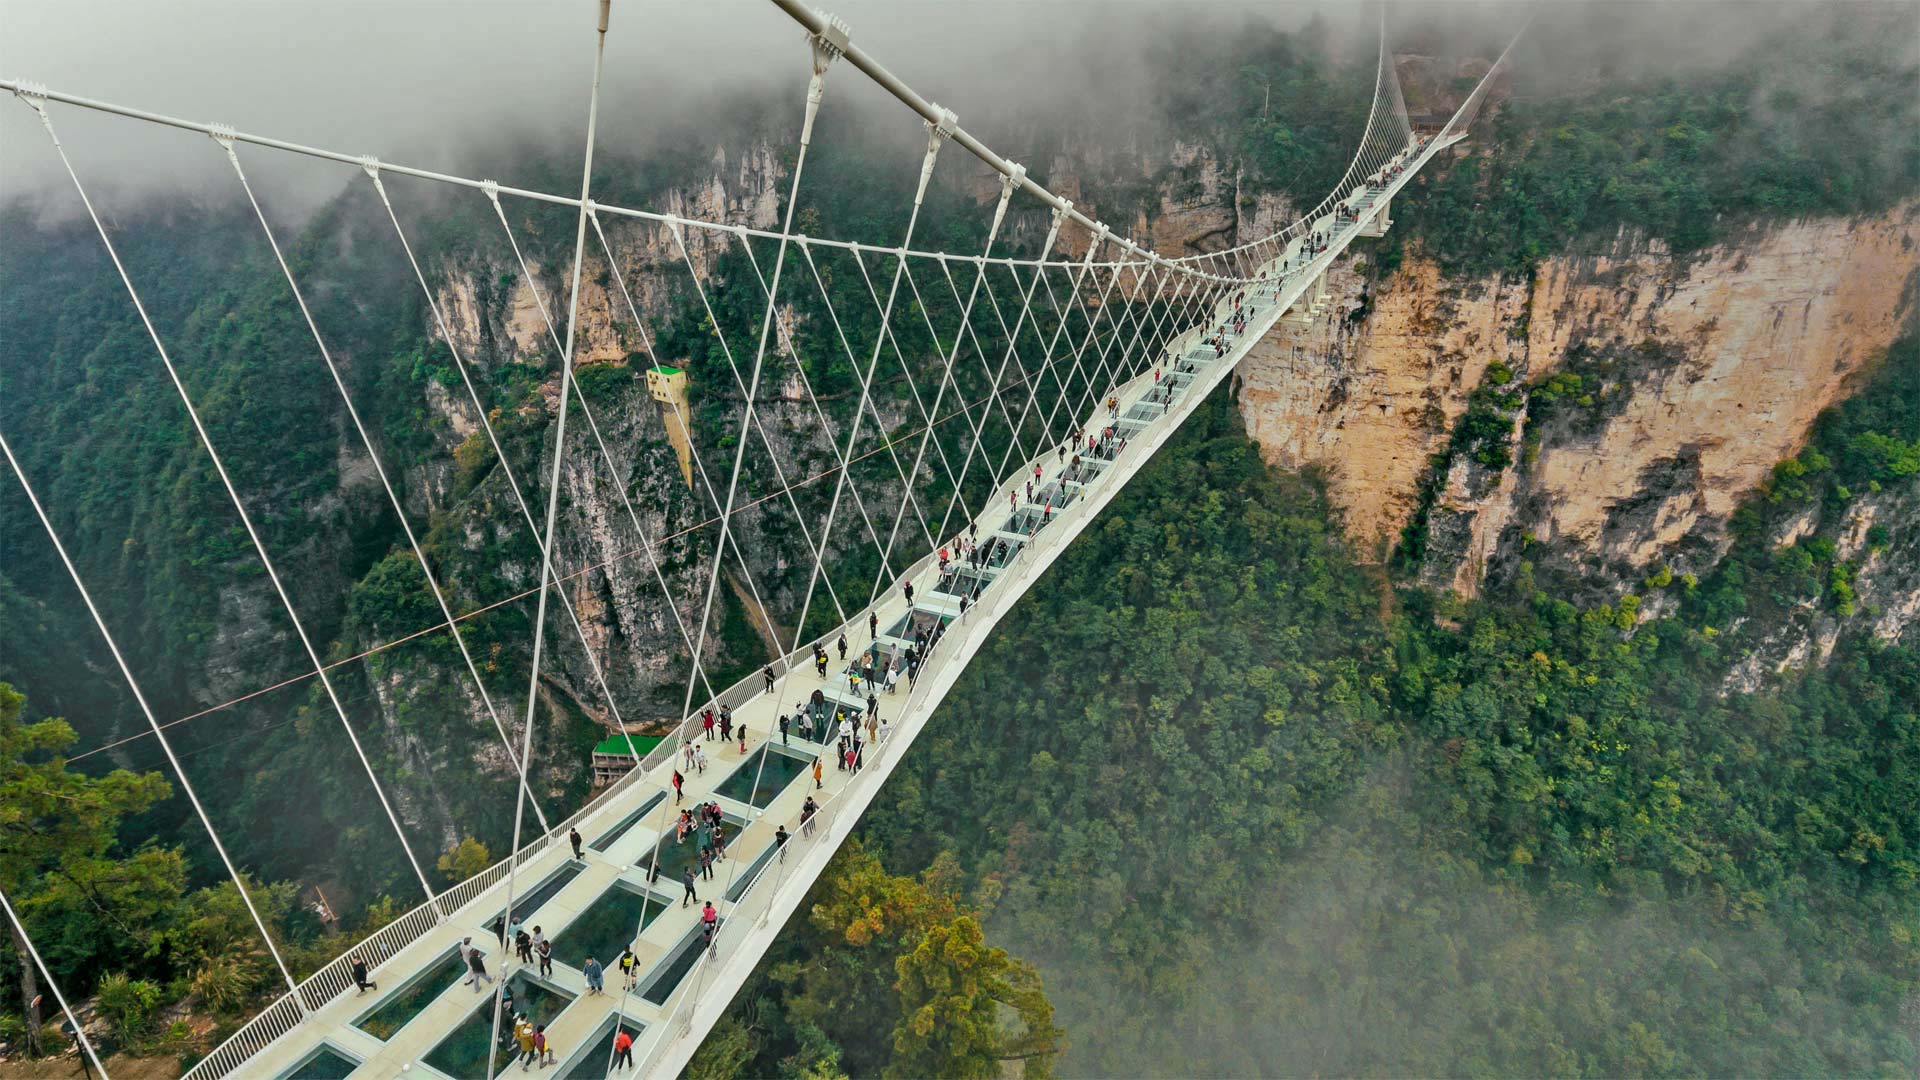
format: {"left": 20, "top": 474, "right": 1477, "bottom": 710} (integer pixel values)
{"left": 763, "top": 664, "right": 775, "bottom": 693}
{"left": 619, "top": 947, "right": 638, "bottom": 991}
{"left": 569, "top": 826, "right": 583, "bottom": 860}
{"left": 612, "top": 1028, "right": 634, "bottom": 1071}
{"left": 463, "top": 938, "right": 493, "bottom": 991}
{"left": 583, "top": 954, "right": 604, "bottom": 995}
{"left": 351, "top": 954, "right": 376, "bottom": 995}
{"left": 801, "top": 795, "right": 819, "bottom": 837}
{"left": 681, "top": 867, "right": 698, "bottom": 906}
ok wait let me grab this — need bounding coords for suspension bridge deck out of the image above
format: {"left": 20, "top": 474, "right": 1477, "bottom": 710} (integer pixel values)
{"left": 202, "top": 126, "right": 1460, "bottom": 1080}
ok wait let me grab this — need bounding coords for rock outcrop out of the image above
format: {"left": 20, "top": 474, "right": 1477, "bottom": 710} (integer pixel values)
{"left": 1237, "top": 203, "right": 1920, "bottom": 614}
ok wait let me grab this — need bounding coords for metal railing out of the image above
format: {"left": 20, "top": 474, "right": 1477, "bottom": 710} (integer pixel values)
{"left": 187, "top": 124, "right": 1412, "bottom": 1079}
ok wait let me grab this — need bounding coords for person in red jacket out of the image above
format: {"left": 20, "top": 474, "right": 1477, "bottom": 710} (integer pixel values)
{"left": 612, "top": 1028, "right": 634, "bottom": 1070}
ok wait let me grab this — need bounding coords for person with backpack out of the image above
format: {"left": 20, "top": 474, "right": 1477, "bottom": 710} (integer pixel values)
{"left": 534, "top": 1024, "right": 555, "bottom": 1068}
{"left": 515, "top": 1016, "right": 537, "bottom": 1071}
{"left": 618, "top": 947, "right": 638, "bottom": 991}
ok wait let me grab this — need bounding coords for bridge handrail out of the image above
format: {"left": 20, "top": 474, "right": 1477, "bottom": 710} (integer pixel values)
{"left": 634, "top": 309, "right": 1191, "bottom": 1066}
{"left": 184, "top": 541, "right": 944, "bottom": 1078}
{"left": 189, "top": 44, "right": 1442, "bottom": 1071}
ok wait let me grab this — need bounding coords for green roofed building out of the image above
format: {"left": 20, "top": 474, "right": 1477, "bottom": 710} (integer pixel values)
{"left": 592, "top": 733, "right": 664, "bottom": 786}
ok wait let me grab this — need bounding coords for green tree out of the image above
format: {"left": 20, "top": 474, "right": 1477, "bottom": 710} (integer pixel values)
{"left": 437, "top": 837, "right": 491, "bottom": 884}
{"left": 0, "top": 683, "right": 175, "bottom": 1056}
{"left": 889, "top": 915, "right": 1062, "bottom": 1079}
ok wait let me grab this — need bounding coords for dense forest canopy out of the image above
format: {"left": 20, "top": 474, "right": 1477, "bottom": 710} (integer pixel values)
{"left": 3, "top": 1, "right": 1918, "bottom": 1074}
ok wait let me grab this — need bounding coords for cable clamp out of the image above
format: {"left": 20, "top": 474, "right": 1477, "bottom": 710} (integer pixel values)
{"left": 808, "top": 13, "right": 851, "bottom": 75}
{"left": 359, "top": 156, "right": 382, "bottom": 180}
{"left": 1001, "top": 163, "right": 1026, "bottom": 197}
{"left": 14, "top": 82, "right": 51, "bottom": 128}
{"left": 925, "top": 104, "right": 959, "bottom": 141}
{"left": 208, "top": 123, "right": 237, "bottom": 152}
{"left": 481, "top": 179, "right": 500, "bottom": 203}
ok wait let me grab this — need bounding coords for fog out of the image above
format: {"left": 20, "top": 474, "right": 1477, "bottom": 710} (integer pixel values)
{"left": 6, "top": 0, "right": 1884, "bottom": 229}
{"left": 0, "top": 0, "right": 1354, "bottom": 221}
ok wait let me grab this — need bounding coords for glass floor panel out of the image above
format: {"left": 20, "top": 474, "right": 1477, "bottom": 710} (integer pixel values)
{"left": 725, "top": 843, "right": 779, "bottom": 903}
{"left": 714, "top": 744, "right": 815, "bottom": 808}
{"left": 281, "top": 1044, "right": 359, "bottom": 1080}
{"left": 423, "top": 972, "right": 573, "bottom": 1080}
{"left": 884, "top": 608, "right": 952, "bottom": 641}
{"left": 981, "top": 537, "right": 1024, "bottom": 568}
{"left": 552, "top": 880, "right": 672, "bottom": 970}
{"left": 588, "top": 791, "right": 666, "bottom": 852}
{"left": 485, "top": 861, "right": 585, "bottom": 939}
{"left": 353, "top": 947, "right": 469, "bottom": 1040}
{"left": 791, "top": 694, "right": 862, "bottom": 746}
{"left": 1061, "top": 462, "right": 1102, "bottom": 485}
{"left": 640, "top": 924, "right": 721, "bottom": 1005}
{"left": 1035, "top": 481, "right": 1078, "bottom": 509}
{"left": 934, "top": 567, "right": 995, "bottom": 598}
{"left": 558, "top": 1014, "right": 647, "bottom": 1080}
{"left": 637, "top": 813, "right": 749, "bottom": 884}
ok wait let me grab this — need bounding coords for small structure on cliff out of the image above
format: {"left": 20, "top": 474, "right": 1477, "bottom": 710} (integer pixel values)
{"left": 645, "top": 363, "right": 695, "bottom": 488}
{"left": 591, "top": 732, "right": 663, "bottom": 786}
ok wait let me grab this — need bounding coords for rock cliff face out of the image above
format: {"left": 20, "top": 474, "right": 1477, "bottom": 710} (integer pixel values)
{"left": 358, "top": 131, "right": 1316, "bottom": 807}
{"left": 1237, "top": 201, "right": 1920, "bottom": 626}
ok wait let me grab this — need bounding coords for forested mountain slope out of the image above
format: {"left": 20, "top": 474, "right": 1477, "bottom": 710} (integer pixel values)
{"left": 2, "top": 3, "right": 1917, "bottom": 1075}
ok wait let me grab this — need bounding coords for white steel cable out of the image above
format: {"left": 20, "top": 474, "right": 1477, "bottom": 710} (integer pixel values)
{"left": 488, "top": 4, "right": 611, "bottom": 1073}
{"left": 662, "top": 221, "right": 854, "bottom": 630}
{"left": 502, "top": 201, "right": 730, "bottom": 730}
{"left": 0, "top": 431, "right": 305, "bottom": 1009}
{"left": 843, "top": 246, "right": 973, "bottom": 521}
{"left": 728, "top": 231, "right": 925, "bottom": 591}
{"left": 0, "top": 883, "right": 108, "bottom": 1077}
{"left": 671, "top": 21, "right": 839, "bottom": 839}
{"left": 794, "top": 241, "right": 940, "bottom": 556}
{"left": 485, "top": 193, "right": 706, "bottom": 778}
{"left": 930, "top": 219, "right": 1066, "bottom": 501}
{"left": 16, "top": 93, "right": 446, "bottom": 916}
{"left": 219, "top": 142, "right": 557, "bottom": 838}
{"left": 866, "top": 171, "right": 1019, "bottom": 598}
